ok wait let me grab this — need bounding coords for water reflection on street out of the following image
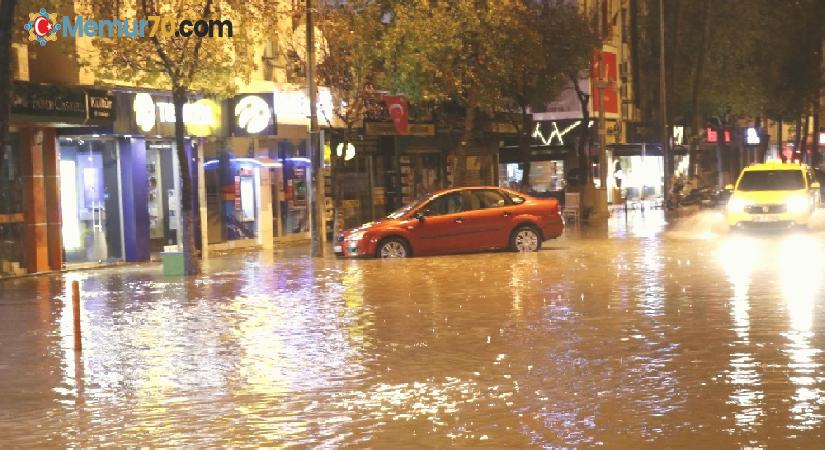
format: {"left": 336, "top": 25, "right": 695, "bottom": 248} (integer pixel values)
{"left": 2, "top": 210, "right": 825, "bottom": 447}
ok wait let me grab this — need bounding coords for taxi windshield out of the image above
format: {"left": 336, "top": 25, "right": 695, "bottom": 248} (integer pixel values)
{"left": 737, "top": 170, "right": 804, "bottom": 191}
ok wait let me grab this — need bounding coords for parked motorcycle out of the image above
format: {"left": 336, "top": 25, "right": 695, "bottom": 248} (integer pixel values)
{"left": 668, "top": 186, "right": 730, "bottom": 209}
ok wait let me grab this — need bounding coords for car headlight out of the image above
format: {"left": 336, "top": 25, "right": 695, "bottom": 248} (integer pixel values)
{"left": 787, "top": 195, "right": 810, "bottom": 214}
{"left": 346, "top": 231, "right": 366, "bottom": 242}
{"left": 728, "top": 196, "right": 748, "bottom": 213}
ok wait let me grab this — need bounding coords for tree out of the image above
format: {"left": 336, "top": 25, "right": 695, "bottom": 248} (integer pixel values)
{"left": 316, "top": 0, "right": 385, "bottom": 236}
{"left": 381, "top": 0, "right": 499, "bottom": 187}
{"left": 84, "top": 0, "right": 271, "bottom": 275}
{"left": 490, "top": 1, "right": 598, "bottom": 191}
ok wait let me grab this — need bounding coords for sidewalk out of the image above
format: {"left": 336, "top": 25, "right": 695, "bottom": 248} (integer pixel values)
{"left": 0, "top": 240, "right": 329, "bottom": 282}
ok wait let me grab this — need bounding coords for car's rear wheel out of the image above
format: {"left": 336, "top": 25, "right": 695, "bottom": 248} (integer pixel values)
{"left": 376, "top": 237, "right": 410, "bottom": 258}
{"left": 511, "top": 226, "right": 542, "bottom": 252}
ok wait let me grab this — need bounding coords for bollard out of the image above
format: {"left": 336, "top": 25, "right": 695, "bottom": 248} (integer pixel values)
{"left": 72, "top": 280, "right": 82, "bottom": 352}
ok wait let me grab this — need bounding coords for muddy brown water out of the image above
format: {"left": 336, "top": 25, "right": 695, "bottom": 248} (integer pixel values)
{"left": 2, "top": 211, "right": 825, "bottom": 447}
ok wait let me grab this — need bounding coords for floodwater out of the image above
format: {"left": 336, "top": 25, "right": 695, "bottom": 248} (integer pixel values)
{"left": 2, "top": 209, "right": 825, "bottom": 447}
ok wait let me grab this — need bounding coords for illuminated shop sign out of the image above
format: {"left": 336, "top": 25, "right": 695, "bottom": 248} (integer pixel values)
{"left": 129, "top": 93, "right": 220, "bottom": 136}
{"left": 273, "top": 87, "right": 335, "bottom": 125}
{"left": 745, "top": 127, "right": 760, "bottom": 145}
{"left": 231, "top": 93, "right": 276, "bottom": 136}
{"left": 531, "top": 120, "right": 594, "bottom": 146}
{"left": 672, "top": 126, "right": 684, "bottom": 145}
{"left": 706, "top": 128, "right": 731, "bottom": 143}
{"left": 11, "top": 81, "right": 114, "bottom": 124}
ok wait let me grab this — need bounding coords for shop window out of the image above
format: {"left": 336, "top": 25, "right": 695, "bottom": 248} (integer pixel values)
{"left": 499, "top": 161, "right": 565, "bottom": 195}
{"left": 58, "top": 138, "right": 122, "bottom": 264}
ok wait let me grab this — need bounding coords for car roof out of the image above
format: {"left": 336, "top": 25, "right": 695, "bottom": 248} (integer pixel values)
{"left": 427, "top": 186, "right": 521, "bottom": 197}
{"left": 743, "top": 162, "right": 807, "bottom": 172}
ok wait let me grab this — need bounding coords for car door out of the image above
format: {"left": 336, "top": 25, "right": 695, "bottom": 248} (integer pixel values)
{"left": 408, "top": 192, "right": 470, "bottom": 255}
{"left": 461, "top": 189, "right": 514, "bottom": 250}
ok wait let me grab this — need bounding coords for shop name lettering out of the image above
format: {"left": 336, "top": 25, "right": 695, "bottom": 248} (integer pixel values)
{"left": 532, "top": 120, "right": 594, "bottom": 146}
{"left": 22, "top": 97, "right": 84, "bottom": 113}
{"left": 89, "top": 96, "right": 112, "bottom": 109}
{"left": 156, "top": 102, "right": 214, "bottom": 125}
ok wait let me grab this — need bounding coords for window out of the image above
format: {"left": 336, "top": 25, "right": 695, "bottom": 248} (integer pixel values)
{"left": 421, "top": 192, "right": 462, "bottom": 216}
{"left": 474, "top": 190, "right": 509, "bottom": 209}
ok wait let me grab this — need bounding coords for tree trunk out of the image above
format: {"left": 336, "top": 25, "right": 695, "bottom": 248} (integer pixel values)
{"left": 689, "top": 0, "right": 711, "bottom": 177}
{"left": 801, "top": 113, "right": 810, "bottom": 164}
{"left": 455, "top": 107, "right": 476, "bottom": 188}
{"left": 715, "top": 119, "right": 724, "bottom": 187}
{"left": 814, "top": 96, "right": 821, "bottom": 167}
{"left": 777, "top": 116, "right": 784, "bottom": 162}
{"left": 172, "top": 87, "right": 200, "bottom": 276}
{"left": 0, "top": 0, "right": 16, "bottom": 185}
{"left": 331, "top": 127, "right": 350, "bottom": 238}
{"left": 455, "top": 91, "right": 478, "bottom": 187}
{"left": 571, "top": 74, "right": 590, "bottom": 187}
{"left": 518, "top": 107, "right": 532, "bottom": 192}
{"left": 794, "top": 115, "right": 802, "bottom": 161}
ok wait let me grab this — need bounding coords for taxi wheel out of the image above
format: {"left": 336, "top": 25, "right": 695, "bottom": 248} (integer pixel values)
{"left": 511, "top": 226, "right": 542, "bottom": 252}
{"left": 376, "top": 237, "right": 410, "bottom": 258}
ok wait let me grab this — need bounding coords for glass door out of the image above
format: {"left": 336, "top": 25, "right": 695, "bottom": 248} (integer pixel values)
{"left": 59, "top": 138, "right": 122, "bottom": 264}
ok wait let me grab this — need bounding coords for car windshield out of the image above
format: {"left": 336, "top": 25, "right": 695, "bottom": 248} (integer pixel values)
{"left": 737, "top": 170, "right": 804, "bottom": 191}
{"left": 385, "top": 196, "right": 430, "bottom": 219}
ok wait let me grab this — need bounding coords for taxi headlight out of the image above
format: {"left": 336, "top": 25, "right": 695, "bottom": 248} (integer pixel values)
{"left": 787, "top": 195, "right": 810, "bottom": 214}
{"left": 728, "top": 196, "right": 748, "bottom": 213}
{"left": 347, "top": 231, "right": 366, "bottom": 242}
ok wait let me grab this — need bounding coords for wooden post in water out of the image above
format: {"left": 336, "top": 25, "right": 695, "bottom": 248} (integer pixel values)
{"left": 72, "top": 281, "right": 81, "bottom": 352}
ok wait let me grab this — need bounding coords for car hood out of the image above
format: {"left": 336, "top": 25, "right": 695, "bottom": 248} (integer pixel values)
{"left": 732, "top": 189, "right": 808, "bottom": 204}
{"left": 341, "top": 218, "right": 402, "bottom": 236}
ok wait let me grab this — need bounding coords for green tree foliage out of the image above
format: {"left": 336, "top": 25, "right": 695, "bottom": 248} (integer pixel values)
{"left": 381, "top": 0, "right": 597, "bottom": 187}
{"left": 381, "top": 0, "right": 499, "bottom": 186}
{"left": 83, "top": 0, "right": 272, "bottom": 275}
{"left": 316, "top": 0, "right": 386, "bottom": 235}
{"left": 489, "top": 1, "right": 598, "bottom": 188}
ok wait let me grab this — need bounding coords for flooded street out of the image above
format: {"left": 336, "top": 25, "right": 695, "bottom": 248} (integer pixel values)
{"left": 2, "top": 210, "right": 825, "bottom": 447}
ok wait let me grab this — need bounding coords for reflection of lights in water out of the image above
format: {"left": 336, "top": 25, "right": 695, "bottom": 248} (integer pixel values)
{"left": 717, "top": 235, "right": 765, "bottom": 430}
{"left": 778, "top": 234, "right": 823, "bottom": 431}
{"left": 638, "top": 240, "right": 664, "bottom": 317}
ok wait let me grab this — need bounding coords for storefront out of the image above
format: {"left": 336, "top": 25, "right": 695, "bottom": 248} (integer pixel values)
{"left": 497, "top": 119, "right": 588, "bottom": 200}
{"left": 106, "top": 90, "right": 223, "bottom": 260}
{"left": 607, "top": 143, "right": 689, "bottom": 202}
{"left": 2, "top": 81, "right": 116, "bottom": 274}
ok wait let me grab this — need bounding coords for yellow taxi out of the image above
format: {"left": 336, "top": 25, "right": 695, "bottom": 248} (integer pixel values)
{"left": 726, "top": 161, "right": 821, "bottom": 229}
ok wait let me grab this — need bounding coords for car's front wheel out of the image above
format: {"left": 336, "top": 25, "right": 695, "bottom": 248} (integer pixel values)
{"left": 376, "top": 237, "right": 410, "bottom": 258}
{"left": 511, "top": 226, "right": 542, "bottom": 252}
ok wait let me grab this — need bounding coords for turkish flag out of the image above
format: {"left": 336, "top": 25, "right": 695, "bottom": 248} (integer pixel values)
{"left": 383, "top": 95, "right": 409, "bottom": 134}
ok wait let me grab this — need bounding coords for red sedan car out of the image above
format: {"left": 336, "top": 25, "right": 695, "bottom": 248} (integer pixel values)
{"left": 335, "top": 186, "right": 564, "bottom": 258}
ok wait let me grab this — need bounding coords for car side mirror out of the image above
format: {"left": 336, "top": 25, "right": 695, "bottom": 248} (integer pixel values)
{"left": 413, "top": 212, "right": 425, "bottom": 222}
{"left": 812, "top": 182, "right": 821, "bottom": 189}
{"left": 724, "top": 184, "right": 734, "bottom": 191}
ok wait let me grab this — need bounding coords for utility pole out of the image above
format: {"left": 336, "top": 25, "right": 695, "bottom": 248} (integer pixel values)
{"left": 306, "top": 0, "right": 324, "bottom": 257}
{"left": 659, "top": 0, "right": 670, "bottom": 208}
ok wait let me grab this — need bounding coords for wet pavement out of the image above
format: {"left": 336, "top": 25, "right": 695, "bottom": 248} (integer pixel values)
{"left": 2, "top": 209, "right": 825, "bottom": 447}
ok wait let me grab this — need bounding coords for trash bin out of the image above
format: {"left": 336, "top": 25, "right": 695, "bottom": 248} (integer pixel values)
{"left": 161, "top": 252, "right": 185, "bottom": 276}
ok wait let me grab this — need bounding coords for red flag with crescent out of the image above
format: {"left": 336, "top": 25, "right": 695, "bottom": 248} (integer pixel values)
{"left": 383, "top": 95, "right": 409, "bottom": 134}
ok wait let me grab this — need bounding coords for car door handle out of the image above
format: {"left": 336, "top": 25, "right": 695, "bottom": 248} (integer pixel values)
{"left": 454, "top": 218, "right": 464, "bottom": 223}
{"left": 502, "top": 211, "right": 512, "bottom": 217}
